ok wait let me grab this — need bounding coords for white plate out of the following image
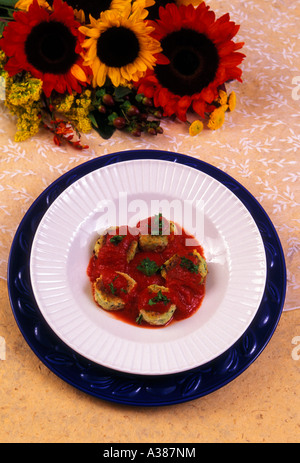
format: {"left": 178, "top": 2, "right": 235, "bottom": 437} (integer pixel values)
{"left": 30, "top": 159, "right": 267, "bottom": 375}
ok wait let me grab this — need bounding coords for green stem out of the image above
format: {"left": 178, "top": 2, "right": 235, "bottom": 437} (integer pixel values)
{"left": 0, "top": 0, "right": 17, "bottom": 6}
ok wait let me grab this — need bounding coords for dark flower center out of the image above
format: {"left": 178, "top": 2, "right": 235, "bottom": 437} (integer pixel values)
{"left": 97, "top": 26, "right": 140, "bottom": 68}
{"left": 155, "top": 29, "right": 219, "bottom": 96}
{"left": 47, "top": 0, "right": 113, "bottom": 19}
{"left": 25, "top": 21, "right": 77, "bottom": 74}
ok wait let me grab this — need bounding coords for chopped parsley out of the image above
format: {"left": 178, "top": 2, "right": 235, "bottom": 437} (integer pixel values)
{"left": 136, "top": 313, "right": 143, "bottom": 324}
{"left": 148, "top": 290, "right": 170, "bottom": 306}
{"left": 110, "top": 235, "right": 124, "bottom": 245}
{"left": 180, "top": 256, "right": 199, "bottom": 274}
{"left": 151, "top": 213, "right": 163, "bottom": 236}
{"left": 137, "top": 257, "right": 160, "bottom": 276}
{"left": 108, "top": 275, "right": 119, "bottom": 295}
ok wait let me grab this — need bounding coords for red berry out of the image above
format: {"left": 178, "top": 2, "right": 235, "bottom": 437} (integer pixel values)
{"left": 154, "top": 110, "right": 163, "bottom": 119}
{"left": 102, "top": 94, "right": 114, "bottom": 106}
{"left": 127, "top": 105, "right": 140, "bottom": 117}
{"left": 113, "top": 117, "right": 126, "bottom": 129}
{"left": 98, "top": 105, "right": 106, "bottom": 114}
{"left": 147, "top": 127, "right": 157, "bottom": 135}
{"left": 142, "top": 97, "right": 153, "bottom": 107}
{"left": 131, "top": 128, "right": 141, "bottom": 137}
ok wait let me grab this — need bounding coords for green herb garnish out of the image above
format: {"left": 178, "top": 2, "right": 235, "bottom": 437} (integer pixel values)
{"left": 136, "top": 313, "right": 143, "bottom": 324}
{"left": 180, "top": 256, "right": 199, "bottom": 274}
{"left": 110, "top": 235, "right": 124, "bottom": 245}
{"left": 108, "top": 275, "right": 119, "bottom": 294}
{"left": 137, "top": 257, "right": 160, "bottom": 276}
{"left": 148, "top": 290, "right": 170, "bottom": 306}
{"left": 151, "top": 213, "right": 163, "bottom": 235}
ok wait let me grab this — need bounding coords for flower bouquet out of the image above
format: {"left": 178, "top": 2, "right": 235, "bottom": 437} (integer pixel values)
{"left": 0, "top": 0, "right": 245, "bottom": 148}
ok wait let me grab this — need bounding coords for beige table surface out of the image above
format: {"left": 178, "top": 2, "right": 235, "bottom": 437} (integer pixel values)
{"left": 0, "top": 0, "right": 299, "bottom": 444}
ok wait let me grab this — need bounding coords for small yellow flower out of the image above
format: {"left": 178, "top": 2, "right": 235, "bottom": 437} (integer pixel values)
{"left": 53, "top": 94, "right": 75, "bottom": 113}
{"left": 217, "top": 89, "right": 228, "bottom": 106}
{"left": 220, "top": 104, "right": 229, "bottom": 112}
{"left": 207, "top": 107, "right": 226, "bottom": 131}
{"left": 228, "top": 91, "right": 236, "bottom": 112}
{"left": 0, "top": 49, "right": 6, "bottom": 65}
{"left": 15, "top": 104, "right": 41, "bottom": 141}
{"left": 189, "top": 120, "right": 203, "bottom": 136}
{"left": 53, "top": 89, "right": 92, "bottom": 134}
{"left": 6, "top": 76, "right": 42, "bottom": 106}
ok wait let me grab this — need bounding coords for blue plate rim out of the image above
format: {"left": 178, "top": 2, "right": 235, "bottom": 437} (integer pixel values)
{"left": 7, "top": 150, "right": 286, "bottom": 406}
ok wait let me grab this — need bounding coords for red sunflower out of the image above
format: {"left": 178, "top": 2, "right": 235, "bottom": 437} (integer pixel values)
{"left": 0, "top": 0, "right": 91, "bottom": 97}
{"left": 136, "top": 2, "right": 245, "bottom": 121}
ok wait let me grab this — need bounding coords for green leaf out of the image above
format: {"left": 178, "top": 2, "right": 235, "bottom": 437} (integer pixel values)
{"left": 88, "top": 111, "right": 98, "bottom": 129}
{"left": 0, "top": 20, "right": 7, "bottom": 35}
{"left": 137, "top": 258, "right": 160, "bottom": 276}
{"left": 136, "top": 313, "right": 143, "bottom": 324}
{"left": 0, "top": 6, "right": 14, "bottom": 20}
{"left": 114, "top": 86, "right": 132, "bottom": 101}
{"left": 109, "top": 235, "right": 124, "bottom": 245}
{"left": 148, "top": 290, "right": 171, "bottom": 306}
{"left": 180, "top": 256, "right": 199, "bottom": 274}
{"left": 0, "top": 0, "right": 17, "bottom": 6}
{"left": 89, "top": 110, "right": 116, "bottom": 140}
{"left": 109, "top": 275, "right": 119, "bottom": 295}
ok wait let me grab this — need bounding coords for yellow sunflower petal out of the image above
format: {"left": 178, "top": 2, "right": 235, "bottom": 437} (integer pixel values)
{"left": 109, "top": 68, "right": 122, "bottom": 87}
{"left": 71, "top": 64, "right": 87, "bottom": 82}
{"left": 176, "top": 0, "right": 203, "bottom": 5}
{"left": 73, "top": 8, "right": 85, "bottom": 23}
{"left": 94, "top": 61, "right": 107, "bottom": 87}
{"left": 15, "top": 0, "right": 50, "bottom": 11}
{"left": 80, "top": 26, "right": 101, "bottom": 39}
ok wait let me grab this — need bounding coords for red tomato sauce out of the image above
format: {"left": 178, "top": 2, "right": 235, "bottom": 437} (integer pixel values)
{"left": 87, "top": 217, "right": 206, "bottom": 328}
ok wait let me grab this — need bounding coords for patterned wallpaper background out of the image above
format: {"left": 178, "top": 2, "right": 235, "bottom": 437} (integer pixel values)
{"left": 0, "top": 0, "right": 299, "bottom": 313}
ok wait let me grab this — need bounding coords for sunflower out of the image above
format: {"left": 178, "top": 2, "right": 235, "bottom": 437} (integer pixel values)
{"left": 146, "top": 0, "right": 203, "bottom": 20}
{"left": 136, "top": 3, "right": 245, "bottom": 121}
{"left": 50, "top": 0, "right": 131, "bottom": 20}
{"left": 80, "top": 5, "right": 163, "bottom": 88}
{"left": 0, "top": 0, "right": 91, "bottom": 97}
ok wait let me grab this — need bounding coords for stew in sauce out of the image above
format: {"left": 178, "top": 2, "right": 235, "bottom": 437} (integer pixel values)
{"left": 87, "top": 215, "right": 207, "bottom": 327}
